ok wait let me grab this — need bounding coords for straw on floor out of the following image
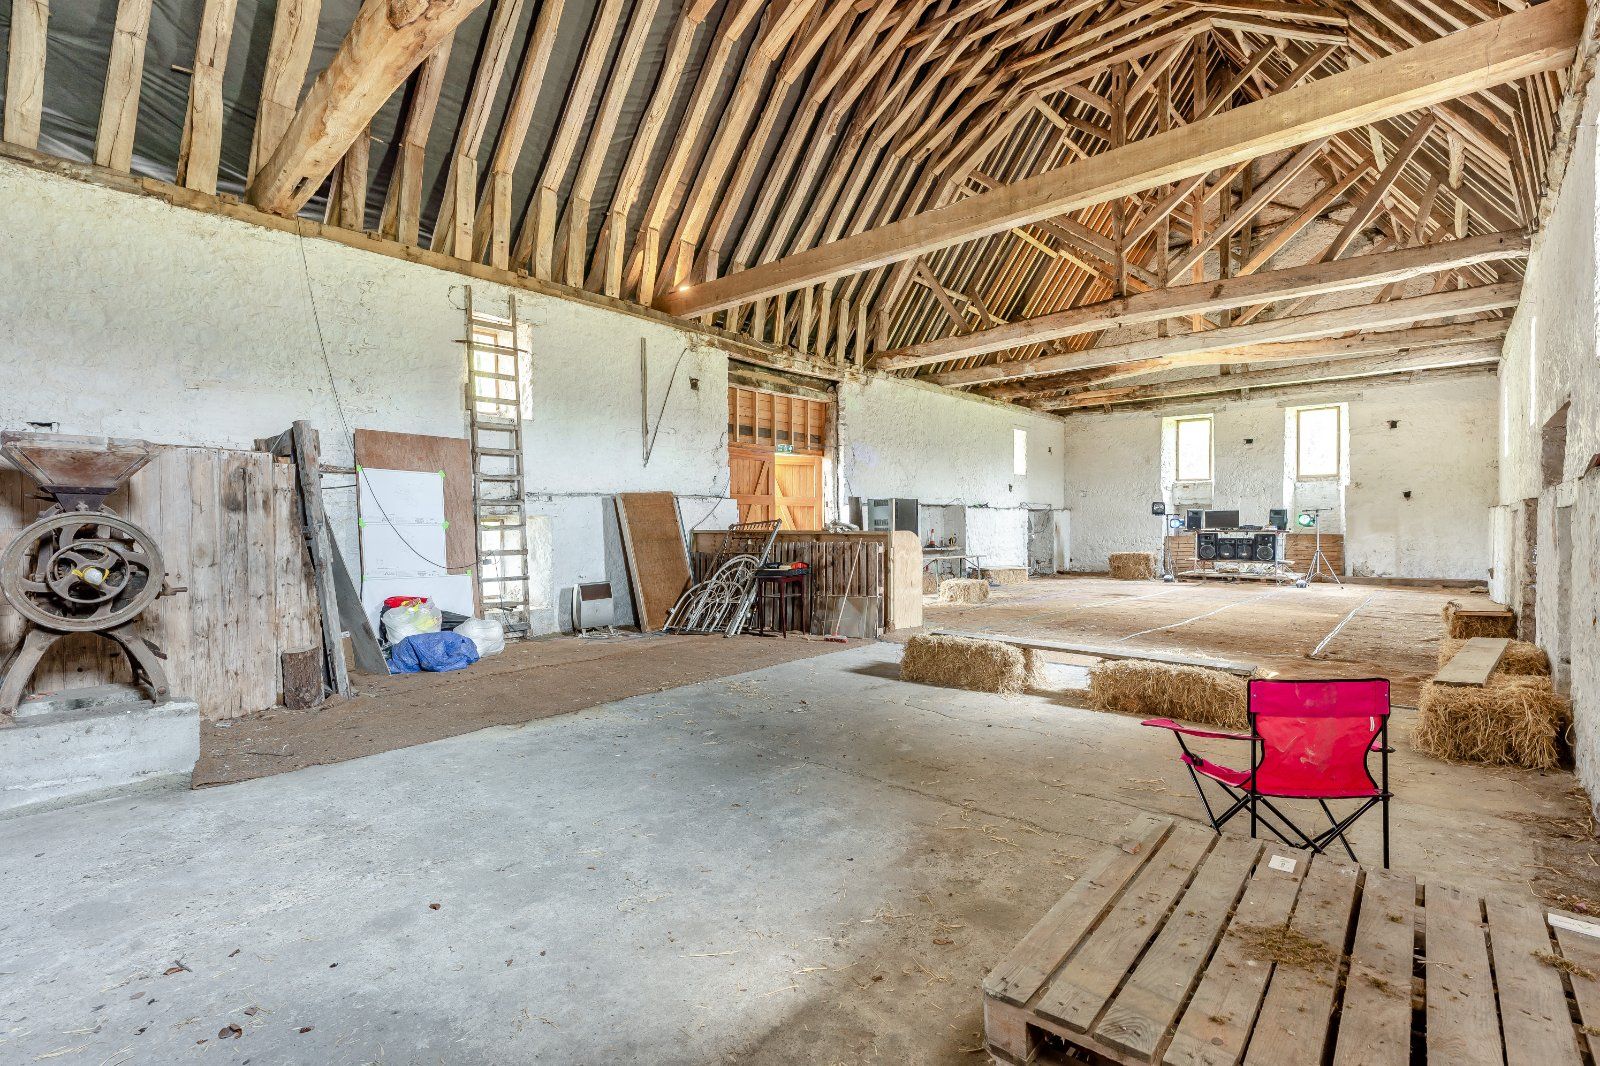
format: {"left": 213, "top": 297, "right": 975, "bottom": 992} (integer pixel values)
{"left": 1109, "top": 552, "right": 1158, "bottom": 580}
{"left": 1086, "top": 660, "right": 1248, "bottom": 729}
{"left": 938, "top": 578, "right": 990, "bottom": 604}
{"left": 1437, "top": 637, "right": 1550, "bottom": 676}
{"left": 1442, "top": 600, "right": 1516, "bottom": 639}
{"left": 1413, "top": 674, "right": 1571, "bottom": 770}
{"left": 900, "top": 634, "right": 1043, "bottom": 695}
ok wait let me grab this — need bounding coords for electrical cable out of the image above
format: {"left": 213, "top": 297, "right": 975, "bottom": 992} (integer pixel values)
{"left": 294, "top": 227, "right": 471, "bottom": 572}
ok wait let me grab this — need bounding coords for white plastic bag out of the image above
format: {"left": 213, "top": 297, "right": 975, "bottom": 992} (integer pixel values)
{"left": 382, "top": 599, "right": 442, "bottom": 643}
{"left": 454, "top": 617, "right": 506, "bottom": 658}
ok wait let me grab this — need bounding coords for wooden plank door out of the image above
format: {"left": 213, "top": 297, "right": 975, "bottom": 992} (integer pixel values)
{"left": 775, "top": 453, "right": 823, "bottom": 531}
{"left": 729, "top": 444, "right": 775, "bottom": 523}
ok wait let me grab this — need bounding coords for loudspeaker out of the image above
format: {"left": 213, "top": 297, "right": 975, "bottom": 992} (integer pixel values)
{"left": 1151, "top": 501, "right": 1166, "bottom": 516}
{"left": 1217, "top": 538, "right": 1241, "bottom": 560}
{"left": 1185, "top": 509, "right": 1203, "bottom": 532}
{"left": 1268, "top": 508, "right": 1288, "bottom": 529}
{"left": 1253, "top": 532, "right": 1279, "bottom": 562}
{"left": 1196, "top": 532, "right": 1219, "bottom": 560}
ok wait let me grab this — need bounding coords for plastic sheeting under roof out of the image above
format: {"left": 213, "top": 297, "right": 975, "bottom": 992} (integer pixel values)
{"left": 0, "top": 0, "right": 739, "bottom": 254}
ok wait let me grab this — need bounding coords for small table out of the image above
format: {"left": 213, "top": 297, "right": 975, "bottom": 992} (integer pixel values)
{"left": 751, "top": 569, "right": 809, "bottom": 637}
{"left": 984, "top": 814, "right": 1599, "bottom": 1065}
{"left": 923, "top": 547, "right": 983, "bottom": 582}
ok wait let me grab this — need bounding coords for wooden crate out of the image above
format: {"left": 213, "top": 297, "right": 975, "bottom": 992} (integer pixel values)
{"left": 985, "top": 814, "right": 1595, "bottom": 1065}
{"left": 0, "top": 445, "right": 321, "bottom": 719}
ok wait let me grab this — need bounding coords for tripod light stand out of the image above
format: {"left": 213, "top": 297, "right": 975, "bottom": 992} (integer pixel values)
{"left": 1296, "top": 508, "right": 1342, "bottom": 585}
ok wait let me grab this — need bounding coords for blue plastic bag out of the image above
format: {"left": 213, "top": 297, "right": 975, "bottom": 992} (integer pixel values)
{"left": 388, "top": 631, "right": 480, "bottom": 674}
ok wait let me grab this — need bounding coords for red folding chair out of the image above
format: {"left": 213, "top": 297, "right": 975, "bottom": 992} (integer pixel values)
{"left": 1143, "top": 678, "right": 1392, "bottom": 867}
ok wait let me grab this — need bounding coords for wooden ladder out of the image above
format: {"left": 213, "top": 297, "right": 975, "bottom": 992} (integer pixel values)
{"left": 464, "top": 287, "right": 531, "bottom": 636}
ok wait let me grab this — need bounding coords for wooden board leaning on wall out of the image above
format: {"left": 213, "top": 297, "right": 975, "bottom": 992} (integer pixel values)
{"left": 0, "top": 446, "right": 322, "bottom": 719}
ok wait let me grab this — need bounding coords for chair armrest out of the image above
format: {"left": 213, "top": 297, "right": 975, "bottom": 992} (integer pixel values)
{"left": 1141, "top": 718, "right": 1253, "bottom": 742}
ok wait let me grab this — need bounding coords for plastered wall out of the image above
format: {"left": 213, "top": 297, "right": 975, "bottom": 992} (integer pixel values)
{"left": 1060, "top": 375, "right": 1498, "bottom": 580}
{"left": 1496, "top": 80, "right": 1600, "bottom": 801}
{"left": 0, "top": 159, "right": 731, "bottom": 634}
{"left": 836, "top": 377, "right": 1067, "bottom": 567}
{"left": 0, "top": 158, "right": 1065, "bottom": 633}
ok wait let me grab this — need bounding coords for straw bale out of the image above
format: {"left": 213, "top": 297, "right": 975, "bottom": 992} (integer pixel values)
{"left": 1086, "top": 660, "right": 1248, "bottom": 728}
{"left": 900, "top": 635, "right": 1032, "bottom": 695}
{"left": 1414, "top": 674, "right": 1571, "bottom": 770}
{"left": 1442, "top": 600, "right": 1516, "bottom": 639}
{"left": 938, "top": 578, "right": 990, "bottom": 604}
{"left": 1109, "top": 552, "right": 1158, "bottom": 580}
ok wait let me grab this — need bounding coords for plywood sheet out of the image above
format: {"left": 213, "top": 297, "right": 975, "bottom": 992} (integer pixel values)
{"left": 353, "top": 429, "right": 473, "bottom": 576}
{"left": 615, "top": 492, "right": 690, "bottom": 632}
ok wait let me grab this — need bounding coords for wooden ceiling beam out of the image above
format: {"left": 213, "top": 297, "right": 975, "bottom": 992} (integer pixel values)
{"left": 657, "top": 0, "right": 1579, "bottom": 318}
{"left": 876, "top": 229, "right": 1525, "bottom": 371}
{"left": 931, "top": 278, "right": 1520, "bottom": 386}
{"left": 1039, "top": 340, "right": 1502, "bottom": 409}
{"left": 248, "top": 0, "right": 488, "bottom": 217}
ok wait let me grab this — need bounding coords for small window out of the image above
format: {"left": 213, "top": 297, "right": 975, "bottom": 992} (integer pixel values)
{"left": 1013, "top": 428, "right": 1028, "bottom": 476}
{"left": 1296, "top": 405, "right": 1341, "bottom": 479}
{"left": 1175, "top": 417, "right": 1213, "bottom": 481}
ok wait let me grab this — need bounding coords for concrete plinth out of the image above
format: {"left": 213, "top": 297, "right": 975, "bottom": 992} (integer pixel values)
{"left": 1, "top": 684, "right": 198, "bottom": 817}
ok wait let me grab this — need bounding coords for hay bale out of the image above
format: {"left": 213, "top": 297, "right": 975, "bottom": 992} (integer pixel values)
{"left": 1108, "top": 552, "right": 1159, "bottom": 580}
{"left": 1086, "top": 660, "right": 1248, "bottom": 728}
{"left": 1442, "top": 600, "right": 1516, "bottom": 639}
{"left": 922, "top": 571, "right": 940, "bottom": 595}
{"left": 1414, "top": 674, "right": 1571, "bottom": 770}
{"left": 982, "top": 566, "right": 1029, "bottom": 586}
{"left": 1436, "top": 638, "right": 1551, "bottom": 676}
{"left": 900, "top": 634, "right": 1032, "bottom": 695}
{"left": 938, "top": 578, "right": 990, "bottom": 604}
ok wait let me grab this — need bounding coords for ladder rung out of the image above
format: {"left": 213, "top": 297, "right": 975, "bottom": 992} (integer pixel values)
{"left": 471, "top": 415, "right": 519, "bottom": 429}
{"left": 470, "top": 370, "right": 520, "bottom": 382}
{"left": 477, "top": 474, "right": 522, "bottom": 483}
{"left": 464, "top": 340, "right": 522, "bottom": 355}
{"left": 474, "top": 447, "right": 520, "bottom": 457}
{"left": 480, "top": 548, "right": 525, "bottom": 557}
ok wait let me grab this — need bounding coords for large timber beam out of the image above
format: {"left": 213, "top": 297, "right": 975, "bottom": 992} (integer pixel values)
{"left": 656, "top": 0, "right": 1580, "bottom": 318}
{"left": 932, "top": 281, "right": 1521, "bottom": 387}
{"left": 982, "top": 319, "right": 1513, "bottom": 400}
{"left": 1040, "top": 343, "right": 1503, "bottom": 410}
{"left": 248, "top": 0, "right": 488, "bottom": 217}
{"left": 874, "top": 230, "right": 1527, "bottom": 371}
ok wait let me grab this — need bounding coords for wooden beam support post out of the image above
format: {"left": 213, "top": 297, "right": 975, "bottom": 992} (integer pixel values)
{"left": 657, "top": 0, "right": 1581, "bottom": 317}
{"left": 249, "top": 0, "right": 488, "bottom": 217}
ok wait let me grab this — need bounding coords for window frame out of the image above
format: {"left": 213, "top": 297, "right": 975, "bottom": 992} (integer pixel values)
{"left": 1295, "top": 404, "right": 1342, "bottom": 480}
{"left": 1173, "top": 416, "right": 1214, "bottom": 482}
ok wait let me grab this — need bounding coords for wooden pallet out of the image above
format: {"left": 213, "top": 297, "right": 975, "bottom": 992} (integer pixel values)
{"left": 984, "top": 815, "right": 1596, "bottom": 1065}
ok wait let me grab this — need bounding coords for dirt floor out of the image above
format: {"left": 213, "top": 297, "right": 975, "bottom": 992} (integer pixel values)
{"left": 196, "top": 632, "right": 863, "bottom": 787}
{"left": 910, "top": 573, "right": 1491, "bottom": 706}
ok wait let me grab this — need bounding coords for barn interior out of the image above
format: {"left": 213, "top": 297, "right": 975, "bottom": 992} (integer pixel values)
{"left": 1, "top": 0, "right": 1598, "bottom": 1061}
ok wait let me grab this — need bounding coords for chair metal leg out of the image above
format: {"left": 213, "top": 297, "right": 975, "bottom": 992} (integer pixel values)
{"left": 1319, "top": 799, "right": 1359, "bottom": 862}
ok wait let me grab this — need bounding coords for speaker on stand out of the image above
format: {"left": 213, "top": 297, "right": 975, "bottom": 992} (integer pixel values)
{"left": 1196, "top": 532, "right": 1219, "bottom": 561}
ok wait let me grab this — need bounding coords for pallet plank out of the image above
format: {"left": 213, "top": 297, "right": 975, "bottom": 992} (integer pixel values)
{"left": 1330, "top": 867, "right": 1417, "bottom": 1066}
{"left": 1036, "top": 824, "right": 1216, "bottom": 1032}
{"left": 1096, "top": 833, "right": 1264, "bottom": 1059}
{"left": 1435, "top": 637, "right": 1510, "bottom": 686}
{"left": 1165, "top": 848, "right": 1308, "bottom": 1066}
{"left": 985, "top": 814, "right": 1174, "bottom": 1006}
{"left": 1551, "top": 913, "right": 1600, "bottom": 1061}
{"left": 1487, "top": 898, "right": 1583, "bottom": 1066}
{"left": 1424, "top": 883, "right": 1503, "bottom": 1066}
{"left": 1242, "top": 857, "right": 1360, "bottom": 1066}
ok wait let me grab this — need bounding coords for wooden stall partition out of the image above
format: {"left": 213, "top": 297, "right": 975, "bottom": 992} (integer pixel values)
{"left": 689, "top": 529, "right": 921, "bottom": 632}
{"left": 774, "top": 454, "right": 823, "bottom": 531}
{"left": 0, "top": 445, "right": 322, "bottom": 719}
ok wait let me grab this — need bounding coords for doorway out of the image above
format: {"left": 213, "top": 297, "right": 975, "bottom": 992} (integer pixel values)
{"left": 727, "top": 385, "right": 830, "bottom": 530}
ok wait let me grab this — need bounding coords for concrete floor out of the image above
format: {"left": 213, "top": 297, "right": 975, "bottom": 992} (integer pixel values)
{"left": 0, "top": 642, "right": 1583, "bottom": 1065}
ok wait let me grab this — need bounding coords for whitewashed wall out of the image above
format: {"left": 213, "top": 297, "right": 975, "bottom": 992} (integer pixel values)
{"left": 1497, "top": 81, "right": 1600, "bottom": 802}
{"left": 1060, "top": 375, "right": 1498, "bottom": 579}
{"left": 0, "top": 159, "right": 730, "bottom": 634}
{"left": 837, "top": 377, "right": 1067, "bottom": 567}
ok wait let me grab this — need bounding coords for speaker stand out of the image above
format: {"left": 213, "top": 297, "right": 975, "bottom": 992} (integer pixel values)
{"left": 1306, "top": 522, "right": 1342, "bottom": 585}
